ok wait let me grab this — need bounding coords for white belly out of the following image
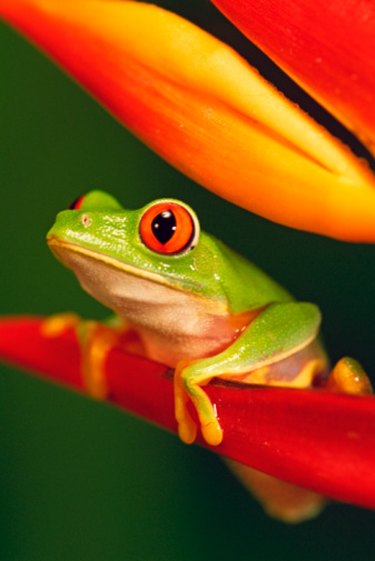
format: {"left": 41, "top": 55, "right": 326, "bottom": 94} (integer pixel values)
{"left": 56, "top": 246, "right": 237, "bottom": 366}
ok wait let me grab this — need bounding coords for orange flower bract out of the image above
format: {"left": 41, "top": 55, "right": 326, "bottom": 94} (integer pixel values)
{"left": 1, "top": 0, "right": 375, "bottom": 240}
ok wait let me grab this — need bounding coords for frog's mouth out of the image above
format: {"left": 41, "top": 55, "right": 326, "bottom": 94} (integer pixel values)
{"left": 48, "top": 236, "right": 182, "bottom": 287}
{"left": 47, "top": 237, "right": 228, "bottom": 316}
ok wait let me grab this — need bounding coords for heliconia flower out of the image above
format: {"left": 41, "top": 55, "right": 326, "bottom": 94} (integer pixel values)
{"left": 213, "top": 0, "right": 375, "bottom": 154}
{"left": 1, "top": 0, "right": 375, "bottom": 241}
{"left": 1, "top": 315, "right": 375, "bottom": 511}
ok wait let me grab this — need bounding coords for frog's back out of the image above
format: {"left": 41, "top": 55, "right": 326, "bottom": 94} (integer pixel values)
{"left": 214, "top": 240, "right": 293, "bottom": 314}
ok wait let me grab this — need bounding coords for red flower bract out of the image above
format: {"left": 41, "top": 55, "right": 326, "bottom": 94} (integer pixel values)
{"left": 1, "top": 316, "right": 375, "bottom": 510}
{"left": 212, "top": 0, "right": 375, "bottom": 153}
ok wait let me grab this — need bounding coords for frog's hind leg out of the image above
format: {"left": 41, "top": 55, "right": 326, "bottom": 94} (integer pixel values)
{"left": 229, "top": 357, "right": 373, "bottom": 523}
{"left": 325, "top": 357, "right": 372, "bottom": 395}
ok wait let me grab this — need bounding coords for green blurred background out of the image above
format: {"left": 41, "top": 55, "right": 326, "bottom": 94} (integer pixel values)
{"left": 1, "top": 2, "right": 375, "bottom": 560}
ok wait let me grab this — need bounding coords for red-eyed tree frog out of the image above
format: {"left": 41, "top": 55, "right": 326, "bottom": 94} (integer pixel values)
{"left": 46, "top": 190, "right": 372, "bottom": 522}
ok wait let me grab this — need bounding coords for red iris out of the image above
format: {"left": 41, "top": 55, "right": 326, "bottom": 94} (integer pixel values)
{"left": 139, "top": 201, "right": 197, "bottom": 255}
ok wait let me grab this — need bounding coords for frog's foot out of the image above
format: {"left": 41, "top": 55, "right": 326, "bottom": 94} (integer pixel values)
{"left": 174, "top": 361, "right": 223, "bottom": 446}
{"left": 227, "top": 460, "right": 325, "bottom": 523}
{"left": 42, "top": 313, "right": 122, "bottom": 399}
{"left": 326, "top": 357, "right": 373, "bottom": 395}
{"left": 80, "top": 321, "right": 121, "bottom": 399}
{"left": 40, "top": 312, "right": 81, "bottom": 337}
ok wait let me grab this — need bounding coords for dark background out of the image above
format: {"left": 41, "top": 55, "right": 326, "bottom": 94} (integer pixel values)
{"left": 1, "top": 2, "right": 375, "bottom": 559}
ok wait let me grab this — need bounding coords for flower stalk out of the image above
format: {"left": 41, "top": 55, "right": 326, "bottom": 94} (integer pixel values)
{"left": 1, "top": 315, "right": 375, "bottom": 510}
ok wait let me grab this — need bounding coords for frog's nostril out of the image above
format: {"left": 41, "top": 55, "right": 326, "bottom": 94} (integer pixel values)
{"left": 81, "top": 213, "right": 92, "bottom": 228}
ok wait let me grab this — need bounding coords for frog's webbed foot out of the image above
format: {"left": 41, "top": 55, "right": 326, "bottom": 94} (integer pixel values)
{"left": 326, "top": 357, "right": 372, "bottom": 395}
{"left": 174, "top": 361, "right": 223, "bottom": 446}
{"left": 41, "top": 313, "right": 124, "bottom": 399}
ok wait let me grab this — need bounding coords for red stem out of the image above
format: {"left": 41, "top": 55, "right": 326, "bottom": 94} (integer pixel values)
{"left": 1, "top": 315, "right": 375, "bottom": 509}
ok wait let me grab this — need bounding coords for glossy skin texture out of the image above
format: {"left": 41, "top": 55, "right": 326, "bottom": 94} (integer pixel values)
{"left": 47, "top": 190, "right": 375, "bottom": 523}
{"left": 49, "top": 191, "right": 291, "bottom": 313}
{"left": 47, "top": 191, "right": 324, "bottom": 446}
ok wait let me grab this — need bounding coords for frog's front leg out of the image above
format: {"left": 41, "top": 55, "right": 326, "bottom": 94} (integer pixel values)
{"left": 175, "top": 301, "right": 321, "bottom": 446}
{"left": 42, "top": 313, "right": 134, "bottom": 398}
{"left": 77, "top": 320, "right": 125, "bottom": 398}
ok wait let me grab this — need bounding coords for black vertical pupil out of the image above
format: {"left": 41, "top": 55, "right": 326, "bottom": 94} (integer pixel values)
{"left": 152, "top": 210, "right": 176, "bottom": 244}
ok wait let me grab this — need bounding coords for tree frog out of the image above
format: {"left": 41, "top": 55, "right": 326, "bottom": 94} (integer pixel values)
{"left": 46, "top": 190, "right": 371, "bottom": 521}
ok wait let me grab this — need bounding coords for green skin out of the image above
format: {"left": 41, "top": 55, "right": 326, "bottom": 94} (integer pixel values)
{"left": 47, "top": 190, "right": 323, "bottom": 446}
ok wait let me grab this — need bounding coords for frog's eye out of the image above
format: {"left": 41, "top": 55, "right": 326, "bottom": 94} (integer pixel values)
{"left": 139, "top": 201, "right": 199, "bottom": 255}
{"left": 68, "top": 195, "right": 85, "bottom": 210}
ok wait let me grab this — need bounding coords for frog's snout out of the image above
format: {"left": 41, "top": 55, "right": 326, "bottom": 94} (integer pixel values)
{"left": 47, "top": 209, "right": 94, "bottom": 242}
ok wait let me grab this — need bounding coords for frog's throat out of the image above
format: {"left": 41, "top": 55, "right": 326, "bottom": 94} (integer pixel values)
{"left": 47, "top": 237, "right": 229, "bottom": 316}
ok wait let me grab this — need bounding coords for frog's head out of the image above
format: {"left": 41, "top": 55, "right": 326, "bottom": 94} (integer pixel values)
{"left": 47, "top": 190, "right": 237, "bottom": 315}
